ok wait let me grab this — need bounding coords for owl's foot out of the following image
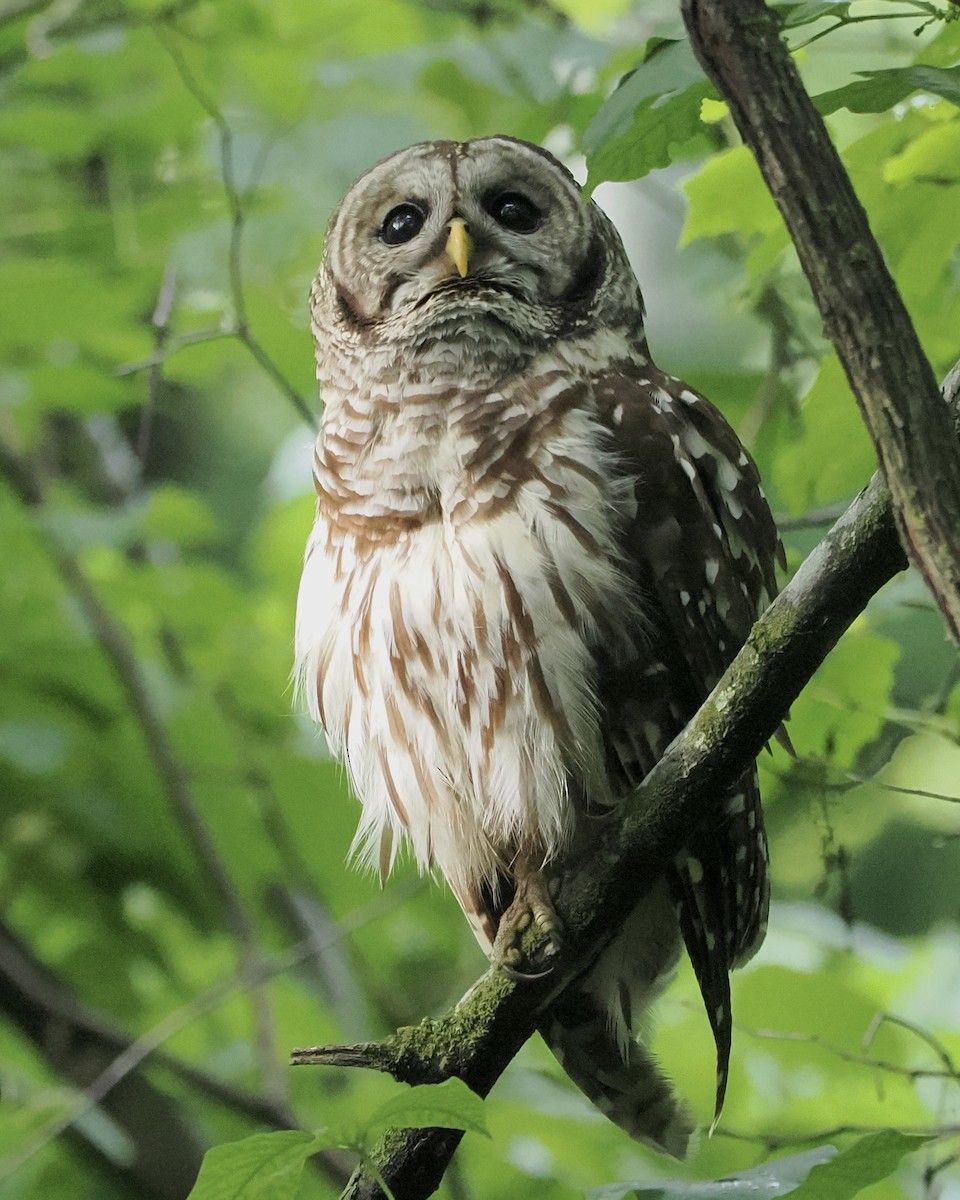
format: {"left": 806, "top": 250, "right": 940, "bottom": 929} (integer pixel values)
{"left": 494, "top": 863, "right": 563, "bottom": 979}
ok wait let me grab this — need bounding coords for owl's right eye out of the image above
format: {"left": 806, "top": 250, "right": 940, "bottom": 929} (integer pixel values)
{"left": 379, "top": 204, "right": 426, "bottom": 246}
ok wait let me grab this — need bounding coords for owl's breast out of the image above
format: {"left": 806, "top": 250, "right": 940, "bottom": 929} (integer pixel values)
{"left": 295, "top": 390, "right": 644, "bottom": 895}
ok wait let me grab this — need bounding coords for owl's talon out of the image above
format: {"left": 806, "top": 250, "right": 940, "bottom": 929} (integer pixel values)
{"left": 492, "top": 856, "right": 563, "bottom": 975}
{"left": 497, "top": 932, "right": 560, "bottom": 981}
{"left": 501, "top": 961, "right": 555, "bottom": 983}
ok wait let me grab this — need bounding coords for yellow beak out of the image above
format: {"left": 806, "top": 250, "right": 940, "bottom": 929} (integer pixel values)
{"left": 445, "top": 218, "right": 471, "bottom": 278}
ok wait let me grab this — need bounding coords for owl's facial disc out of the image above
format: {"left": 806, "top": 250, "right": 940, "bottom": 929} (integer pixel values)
{"left": 323, "top": 138, "right": 599, "bottom": 337}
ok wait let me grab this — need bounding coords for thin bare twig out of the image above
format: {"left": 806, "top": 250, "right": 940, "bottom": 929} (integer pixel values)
{"left": 778, "top": 502, "right": 850, "bottom": 532}
{"left": 847, "top": 776, "right": 960, "bottom": 806}
{"left": 157, "top": 30, "right": 318, "bottom": 431}
{"left": 865, "top": 1013, "right": 959, "bottom": 1081}
{"left": 715, "top": 1122, "right": 960, "bottom": 1152}
{"left": 116, "top": 326, "right": 236, "bottom": 376}
{"left": 925, "top": 1149, "right": 960, "bottom": 1193}
{"left": 790, "top": 5, "right": 952, "bottom": 50}
{"left": 765, "top": 754, "right": 960, "bottom": 807}
{"left": 137, "top": 261, "right": 178, "bottom": 463}
{"left": 739, "top": 1022, "right": 960, "bottom": 1083}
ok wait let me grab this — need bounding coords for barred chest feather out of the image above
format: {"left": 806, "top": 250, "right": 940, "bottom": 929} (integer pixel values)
{"left": 295, "top": 351, "right": 645, "bottom": 908}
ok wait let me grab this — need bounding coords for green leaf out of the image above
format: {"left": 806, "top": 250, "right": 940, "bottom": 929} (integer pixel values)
{"left": 583, "top": 39, "right": 712, "bottom": 189}
{"left": 185, "top": 1131, "right": 319, "bottom": 1200}
{"left": 787, "top": 1130, "right": 933, "bottom": 1199}
{"left": 588, "top": 1146, "right": 836, "bottom": 1198}
{"left": 883, "top": 117, "right": 960, "bottom": 186}
{"left": 815, "top": 66, "right": 960, "bottom": 116}
{"left": 0, "top": 103, "right": 101, "bottom": 158}
{"left": 681, "top": 145, "right": 783, "bottom": 245}
{"left": 363, "top": 1079, "right": 490, "bottom": 1140}
{"left": 773, "top": 355, "right": 877, "bottom": 515}
{"left": 783, "top": 630, "right": 899, "bottom": 770}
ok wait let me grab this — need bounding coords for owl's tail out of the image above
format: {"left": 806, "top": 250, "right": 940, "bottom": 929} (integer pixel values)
{"left": 542, "top": 988, "right": 693, "bottom": 1157}
{"left": 540, "top": 881, "right": 693, "bottom": 1157}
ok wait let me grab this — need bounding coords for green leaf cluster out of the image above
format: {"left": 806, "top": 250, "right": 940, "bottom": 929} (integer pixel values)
{"left": 187, "top": 1080, "right": 488, "bottom": 1200}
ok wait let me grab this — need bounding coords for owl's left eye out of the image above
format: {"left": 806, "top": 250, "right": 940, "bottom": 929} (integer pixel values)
{"left": 379, "top": 204, "right": 426, "bottom": 246}
{"left": 484, "top": 191, "right": 542, "bottom": 234}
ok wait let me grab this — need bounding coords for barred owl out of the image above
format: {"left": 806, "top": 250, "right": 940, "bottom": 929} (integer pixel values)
{"left": 295, "top": 136, "right": 782, "bottom": 1155}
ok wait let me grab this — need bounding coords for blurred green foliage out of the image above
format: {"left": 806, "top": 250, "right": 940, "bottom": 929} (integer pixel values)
{"left": 0, "top": 1, "right": 958, "bottom": 1198}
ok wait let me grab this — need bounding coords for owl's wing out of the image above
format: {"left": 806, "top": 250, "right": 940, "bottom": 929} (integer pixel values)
{"left": 594, "top": 361, "right": 784, "bottom": 1118}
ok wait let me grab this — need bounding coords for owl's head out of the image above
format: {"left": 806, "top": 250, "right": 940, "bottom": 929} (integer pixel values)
{"left": 310, "top": 136, "right": 645, "bottom": 376}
